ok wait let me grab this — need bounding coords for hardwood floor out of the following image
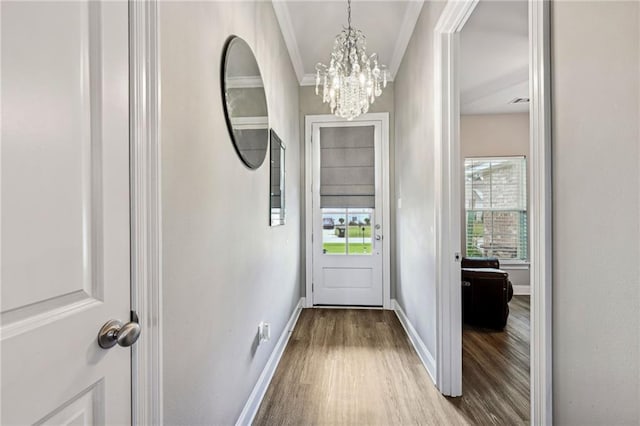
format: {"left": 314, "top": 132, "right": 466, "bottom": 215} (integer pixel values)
{"left": 254, "top": 296, "right": 530, "bottom": 425}
{"left": 452, "top": 295, "right": 530, "bottom": 425}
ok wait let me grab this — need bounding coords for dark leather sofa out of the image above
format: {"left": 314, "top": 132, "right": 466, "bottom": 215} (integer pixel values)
{"left": 461, "top": 257, "right": 514, "bottom": 330}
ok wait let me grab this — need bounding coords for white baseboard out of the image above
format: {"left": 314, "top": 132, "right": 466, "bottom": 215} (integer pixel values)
{"left": 235, "top": 297, "right": 305, "bottom": 426}
{"left": 513, "top": 285, "right": 531, "bottom": 295}
{"left": 391, "top": 299, "right": 437, "bottom": 384}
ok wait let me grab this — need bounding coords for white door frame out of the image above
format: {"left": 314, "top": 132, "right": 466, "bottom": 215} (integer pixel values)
{"left": 434, "top": 0, "right": 552, "bottom": 424}
{"left": 130, "top": 0, "right": 163, "bottom": 424}
{"left": 304, "top": 113, "right": 391, "bottom": 309}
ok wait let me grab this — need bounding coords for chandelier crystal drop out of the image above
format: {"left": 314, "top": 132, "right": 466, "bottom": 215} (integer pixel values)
{"left": 315, "top": 0, "right": 387, "bottom": 120}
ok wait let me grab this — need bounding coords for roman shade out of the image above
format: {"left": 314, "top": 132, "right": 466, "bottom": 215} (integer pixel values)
{"left": 320, "top": 126, "right": 375, "bottom": 208}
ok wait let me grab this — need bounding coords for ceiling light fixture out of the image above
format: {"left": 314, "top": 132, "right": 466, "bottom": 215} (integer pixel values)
{"left": 315, "top": 0, "right": 387, "bottom": 120}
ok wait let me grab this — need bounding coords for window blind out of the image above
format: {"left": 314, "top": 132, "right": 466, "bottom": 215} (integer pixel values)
{"left": 464, "top": 157, "right": 528, "bottom": 260}
{"left": 320, "top": 126, "right": 375, "bottom": 208}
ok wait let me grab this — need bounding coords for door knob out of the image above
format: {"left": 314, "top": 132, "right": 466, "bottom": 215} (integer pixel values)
{"left": 375, "top": 234, "right": 382, "bottom": 241}
{"left": 97, "top": 317, "right": 141, "bottom": 349}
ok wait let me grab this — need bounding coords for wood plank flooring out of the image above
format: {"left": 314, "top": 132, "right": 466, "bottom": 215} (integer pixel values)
{"left": 254, "top": 296, "right": 530, "bottom": 425}
{"left": 452, "top": 295, "right": 530, "bottom": 425}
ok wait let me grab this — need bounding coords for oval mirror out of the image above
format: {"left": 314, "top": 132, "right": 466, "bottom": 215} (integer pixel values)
{"left": 221, "top": 36, "right": 269, "bottom": 169}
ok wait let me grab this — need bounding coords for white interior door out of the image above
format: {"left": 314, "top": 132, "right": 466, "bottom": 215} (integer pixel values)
{"left": 312, "top": 121, "right": 384, "bottom": 306}
{"left": 1, "top": 1, "right": 132, "bottom": 424}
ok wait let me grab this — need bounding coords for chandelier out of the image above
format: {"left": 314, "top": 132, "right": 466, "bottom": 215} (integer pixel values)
{"left": 315, "top": 0, "right": 387, "bottom": 120}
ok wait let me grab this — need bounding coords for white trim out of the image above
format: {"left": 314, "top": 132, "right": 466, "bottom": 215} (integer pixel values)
{"left": 433, "top": 0, "right": 478, "bottom": 398}
{"left": 130, "top": 1, "right": 163, "bottom": 425}
{"left": 272, "top": 1, "right": 416, "bottom": 86}
{"left": 235, "top": 298, "right": 305, "bottom": 426}
{"left": 304, "top": 113, "right": 391, "bottom": 310}
{"left": 231, "top": 116, "right": 268, "bottom": 125}
{"left": 529, "top": 0, "right": 553, "bottom": 424}
{"left": 304, "top": 117, "right": 313, "bottom": 308}
{"left": 225, "top": 76, "right": 264, "bottom": 89}
{"left": 502, "top": 264, "right": 530, "bottom": 271}
{"left": 300, "top": 74, "right": 317, "bottom": 87}
{"left": 435, "top": 0, "right": 553, "bottom": 422}
{"left": 312, "top": 305, "right": 384, "bottom": 310}
{"left": 513, "top": 285, "right": 531, "bottom": 296}
{"left": 388, "top": 1, "right": 424, "bottom": 78}
{"left": 230, "top": 116, "right": 269, "bottom": 130}
{"left": 500, "top": 259, "right": 531, "bottom": 266}
{"left": 271, "top": 1, "right": 305, "bottom": 83}
{"left": 391, "top": 299, "right": 436, "bottom": 384}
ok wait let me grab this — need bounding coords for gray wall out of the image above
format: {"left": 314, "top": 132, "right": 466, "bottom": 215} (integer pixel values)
{"left": 159, "top": 1, "right": 301, "bottom": 423}
{"left": 393, "top": 1, "right": 445, "bottom": 360}
{"left": 460, "top": 113, "right": 531, "bottom": 290}
{"left": 298, "top": 85, "right": 396, "bottom": 297}
{"left": 551, "top": 1, "right": 640, "bottom": 424}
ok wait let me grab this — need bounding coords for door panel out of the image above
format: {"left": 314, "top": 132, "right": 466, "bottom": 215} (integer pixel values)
{"left": 1, "top": 1, "right": 131, "bottom": 424}
{"left": 312, "top": 122, "right": 383, "bottom": 306}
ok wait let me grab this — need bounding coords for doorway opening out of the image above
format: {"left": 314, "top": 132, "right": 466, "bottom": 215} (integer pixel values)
{"left": 457, "top": 1, "right": 532, "bottom": 423}
{"left": 434, "top": 0, "right": 552, "bottom": 424}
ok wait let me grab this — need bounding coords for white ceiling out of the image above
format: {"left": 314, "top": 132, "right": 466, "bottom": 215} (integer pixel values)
{"left": 274, "top": 0, "right": 529, "bottom": 114}
{"left": 460, "top": 0, "right": 529, "bottom": 115}
{"left": 273, "top": 0, "right": 423, "bottom": 85}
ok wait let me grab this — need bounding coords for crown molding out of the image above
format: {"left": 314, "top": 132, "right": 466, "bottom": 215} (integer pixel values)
{"left": 225, "top": 76, "right": 264, "bottom": 89}
{"left": 300, "top": 74, "right": 317, "bottom": 87}
{"left": 273, "top": 0, "right": 417, "bottom": 87}
{"left": 272, "top": 1, "right": 305, "bottom": 83}
{"left": 388, "top": 1, "right": 424, "bottom": 78}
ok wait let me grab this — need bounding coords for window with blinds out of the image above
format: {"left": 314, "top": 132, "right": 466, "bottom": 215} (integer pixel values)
{"left": 464, "top": 157, "right": 528, "bottom": 260}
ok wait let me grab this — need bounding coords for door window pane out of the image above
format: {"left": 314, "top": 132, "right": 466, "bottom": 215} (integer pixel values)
{"left": 322, "top": 208, "right": 373, "bottom": 255}
{"left": 346, "top": 209, "right": 372, "bottom": 255}
{"left": 322, "top": 208, "right": 347, "bottom": 255}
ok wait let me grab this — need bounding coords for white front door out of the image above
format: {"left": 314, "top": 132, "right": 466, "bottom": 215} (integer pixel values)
{"left": 1, "top": 1, "right": 132, "bottom": 424}
{"left": 311, "top": 120, "right": 384, "bottom": 306}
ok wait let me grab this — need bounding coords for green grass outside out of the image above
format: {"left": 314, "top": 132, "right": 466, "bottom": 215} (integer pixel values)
{"left": 348, "top": 225, "right": 371, "bottom": 238}
{"left": 333, "top": 225, "right": 371, "bottom": 238}
{"left": 323, "top": 242, "right": 372, "bottom": 254}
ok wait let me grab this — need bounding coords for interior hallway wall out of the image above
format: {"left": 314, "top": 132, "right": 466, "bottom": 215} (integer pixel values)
{"left": 393, "top": 0, "right": 445, "bottom": 365}
{"left": 298, "top": 85, "right": 396, "bottom": 298}
{"left": 159, "top": 1, "right": 301, "bottom": 423}
{"left": 551, "top": 1, "right": 640, "bottom": 424}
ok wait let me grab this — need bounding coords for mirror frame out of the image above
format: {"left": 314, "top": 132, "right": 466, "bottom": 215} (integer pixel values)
{"left": 221, "top": 35, "right": 269, "bottom": 169}
{"left": 270, "top": 129, "right": 285, "bottom": 226}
